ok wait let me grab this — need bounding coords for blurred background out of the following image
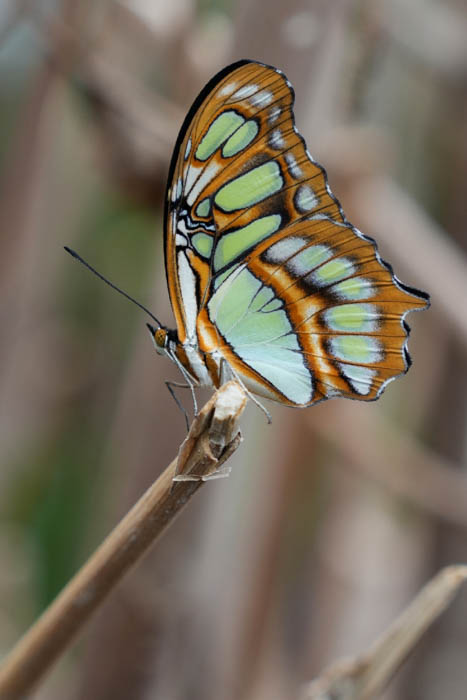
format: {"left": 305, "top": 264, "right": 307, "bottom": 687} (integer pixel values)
{"left": 0, "top": 0, "right": 466, "bottom": 698}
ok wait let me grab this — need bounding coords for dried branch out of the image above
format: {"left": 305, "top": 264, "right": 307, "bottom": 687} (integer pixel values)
{"left": 0, "top": 381, "right": 247, "bottom": 700}
{"left": 301, "top": 565, "right": 467, "bottom": 700}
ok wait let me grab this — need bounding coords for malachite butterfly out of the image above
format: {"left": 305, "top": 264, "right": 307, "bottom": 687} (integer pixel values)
{"left": 147, "top": 59, "right": 429, "bottom": 413}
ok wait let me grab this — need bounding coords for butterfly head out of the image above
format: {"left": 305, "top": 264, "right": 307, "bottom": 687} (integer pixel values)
{"left": 147, "top": 323, "right": 176, "bottom": 357}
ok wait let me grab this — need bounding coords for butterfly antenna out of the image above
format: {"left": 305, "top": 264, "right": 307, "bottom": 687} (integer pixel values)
{"left": 64, "top": 246, "right": 162, "bottom": 328}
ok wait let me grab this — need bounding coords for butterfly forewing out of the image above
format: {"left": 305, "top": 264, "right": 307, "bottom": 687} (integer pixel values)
{"left": 165, "top": 60, "right": 429, "bottom": 406}
{"left": 166, "top": 62, "right": 343, "bottom": 336}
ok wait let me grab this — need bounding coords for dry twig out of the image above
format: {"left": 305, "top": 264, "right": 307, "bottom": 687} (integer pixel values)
{"left": 301, "top": 565, "right": 467, "bottom": 700}
{"left": 0, "top": 381, "right": 247, "bottom": 700}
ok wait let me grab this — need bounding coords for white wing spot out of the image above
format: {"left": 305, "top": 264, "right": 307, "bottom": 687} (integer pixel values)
{"left": 268, "top": 106, "right": 281, "bottom": 124}
{"left": 186, "top": 162, "right": 221, "bottom": 206}
{"left": 178, "top": 252, "right": 198, "bottom": 342}
{"left": 250, "top": 90, "right": 273, "bottom": 107}
{"left": 232, "top": 84, "right": 259, "bottom": 100}
{"left": 295, "top": 184, "right": 319, "bottom": 212}
{"left": 270, "top": 129, "right": 285, "bottom": 149}
{"left": 184, "top": 137, "right": 191, "bottom": 160}
{"left": 339, "top": 364, "right": 377, "bottom": 396}
{"left": 285, "top": 153, "right": 303, "bottom": 179}
{"left": 219, "top": 81, "right": 237, "bottom": 97}
{"left": 184, "top": 164, "right": 202, "bottom": 195}
{"left": 265, "top": 236, "right": 309, "bottom": 264}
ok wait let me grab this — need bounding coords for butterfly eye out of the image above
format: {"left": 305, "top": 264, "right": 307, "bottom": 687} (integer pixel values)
{"left": 155, "top": 328, "right": 168, "bottom": 349}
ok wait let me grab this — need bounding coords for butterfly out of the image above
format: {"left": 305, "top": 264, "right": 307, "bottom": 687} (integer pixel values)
{"left": 146, "top": 59, "right": 429, "bottom": 419}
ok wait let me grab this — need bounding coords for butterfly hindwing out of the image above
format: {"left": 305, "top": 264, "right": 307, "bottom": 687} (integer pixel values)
{"left": 165, "top": 60, "right": 429, "bottom": 406}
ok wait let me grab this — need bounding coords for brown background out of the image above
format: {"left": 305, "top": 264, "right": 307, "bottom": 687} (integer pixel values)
{"left": 0, "top": 0, "right": 466, "bottom": 698}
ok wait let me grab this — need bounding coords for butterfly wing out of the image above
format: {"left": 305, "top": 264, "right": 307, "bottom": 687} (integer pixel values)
{"left": 165, "top": 61, "right": 343, "bottom": 343}
{"left": 165, "top": 60, "right": 429, "bottom": 406}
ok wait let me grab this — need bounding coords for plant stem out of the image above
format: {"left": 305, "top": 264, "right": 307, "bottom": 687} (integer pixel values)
{"left": 0, "top": 381, "right": 246, "bottom": 700}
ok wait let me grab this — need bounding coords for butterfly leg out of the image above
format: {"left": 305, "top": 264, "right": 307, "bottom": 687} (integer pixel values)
{"left": 220, "top": 358, "right": 273, "bottom": 424}
{"left": 165, "top": 380, "right": 191, "bottom": 431}
{"left": 169, "top": 349, "right": 199, "bottom": 417}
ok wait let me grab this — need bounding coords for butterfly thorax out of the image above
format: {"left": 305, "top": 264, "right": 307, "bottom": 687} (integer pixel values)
{"left": 149, "top": 324, "right": 220, "bottom": 389}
